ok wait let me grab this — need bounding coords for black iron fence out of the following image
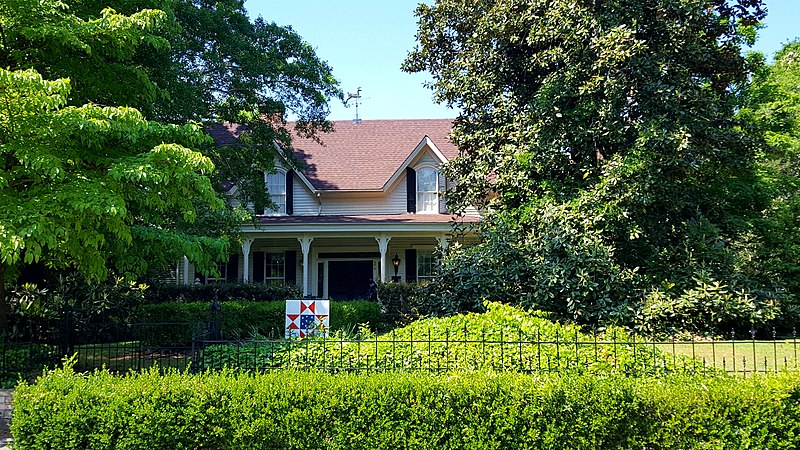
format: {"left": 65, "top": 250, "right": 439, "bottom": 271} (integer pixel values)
{"left": 72, "top": 322, "right": 203, "bottom": 373}
{"left": 1, "top": 324, "right": 798, "bottom": 383}
{"left": 0, "top": 322, "right": 203, "bottom": 384}
{"left": 192, "top": 328, "right": 800, "bottom": 376}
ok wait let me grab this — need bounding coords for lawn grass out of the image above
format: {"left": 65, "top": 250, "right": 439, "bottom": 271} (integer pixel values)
{"left": 74, "top": 342, "right": 192, "bottom": 373}
{"left": 69, "top": 323, "right": 800, "bottom": 376}
{"left": 654, "top": 339, "right": 800, "bottom": 373}
{"left": 71, "top": 339, "right": 800, "bottom": 375}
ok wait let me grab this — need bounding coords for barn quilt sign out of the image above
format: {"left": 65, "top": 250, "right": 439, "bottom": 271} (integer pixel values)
{"left": 285, "top": 299, "right": 330, "bottom": 338}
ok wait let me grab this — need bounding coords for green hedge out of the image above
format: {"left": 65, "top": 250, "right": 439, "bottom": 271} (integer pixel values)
{"left": 13, "top": 367, "right": 800, "bottom": 449}
{"left": 143, "top": 283, "right": 301, "bottom": 303}
{"left": 138, "top": 301, "right": 383, "bottom": 342}
{"left": 377, "top": 282, "right": 426, "bottom": 324}
{"left": 201, "top": 303, "right": 681, "bottom": 374}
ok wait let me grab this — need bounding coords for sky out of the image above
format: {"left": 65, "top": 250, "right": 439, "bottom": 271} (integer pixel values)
{"left": 245, "top": 0, "right": 800, "bottom": 122}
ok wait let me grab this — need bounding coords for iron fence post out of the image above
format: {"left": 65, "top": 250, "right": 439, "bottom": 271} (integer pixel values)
{"left": 750, "top": 328, "right": 757, "bottom": 375}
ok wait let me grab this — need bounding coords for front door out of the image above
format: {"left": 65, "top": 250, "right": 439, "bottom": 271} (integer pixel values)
{"left": 327, "top": 260, "right": 373, "bottom": 300}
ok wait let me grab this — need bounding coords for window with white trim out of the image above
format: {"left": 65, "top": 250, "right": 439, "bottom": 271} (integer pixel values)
{"left": 265, "top": 172, "right": 286, "bottom": 214}
{"left": 417, "top": 250, "right": 435, "bottom": 283}
{"left": 416, "top": 167, "right": 438, "bottom": 213}
{"left": 265, "top": 252, "right": 285, "bottom": 286}
{"left": 205, "top": 262, "right": 227, "bottom": 284}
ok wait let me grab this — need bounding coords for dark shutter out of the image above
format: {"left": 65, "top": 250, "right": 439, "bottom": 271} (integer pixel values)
{"left": 253, "top": 251, "right": 265, "bottom": 283}
{"left": 406, "top": 168, "right": 416, "bottom": 212}
{"left": 442, "top": 175, "right": 457, "bottom": 214}
{"left": 405, "top": 249, "right": 417, "bottom": 283}
{"left": 284, "top": 250, "right": 297, "bottom": 285}
{"left": 439, "top": 174, "right": 448, "bottom": 214}
{"left": 256, "top": 171, "right": 265, "bottom": 215}
{"left": 285, "top": 170, "right": 294, "bottom": 215}
{"left": 226, "top": 254, "right": 239, "bottom": 282}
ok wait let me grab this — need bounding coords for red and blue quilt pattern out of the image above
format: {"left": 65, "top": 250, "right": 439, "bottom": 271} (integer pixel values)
{"left": 285, "top": 299, "right": 330, "bottom": 338}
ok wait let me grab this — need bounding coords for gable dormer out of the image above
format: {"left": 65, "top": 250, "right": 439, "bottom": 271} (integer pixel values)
{"left": 402, "top": 141, "right": 448, "bottom": 214}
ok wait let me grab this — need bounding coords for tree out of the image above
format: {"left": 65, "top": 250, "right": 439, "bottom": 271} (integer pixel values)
{"left": 0, "top": 0, "right": 343, "bottom": 266}
{"left": 741, "top": 41, "right": 800, "bottom": 157}
{"left": 0, "top": 0, "right": 172, "bottom": 109}
{"left": 737, "top": 41, "right": 800, "bottom": 298}
{"left": 1, "top": 0, "right": 343, "bottom": 212}
{"left": 404, "top": 0, "right": 777, "bottom": 327}
{"left": 0, "top": 2, "right": 230, "bottom": 330}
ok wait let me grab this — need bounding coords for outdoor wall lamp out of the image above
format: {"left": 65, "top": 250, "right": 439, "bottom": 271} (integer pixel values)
{"left": 392, "top": 254, "right": 401, "bottom": 277}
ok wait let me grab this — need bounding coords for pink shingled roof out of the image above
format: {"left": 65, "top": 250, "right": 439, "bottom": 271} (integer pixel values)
{"left": 207, "top": 122, "right": 245, "bottom": 146}
{"left": 205, "top": 119, "right": 457, "bottom": 191}
{"left": 290, "top": 119, "right": 457, "bottom": 191}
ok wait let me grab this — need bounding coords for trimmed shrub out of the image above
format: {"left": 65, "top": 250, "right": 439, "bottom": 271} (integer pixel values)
{"left": 13, "top": 365, "right": 800, "bottom": 449}
{"left": 330, "top": 301, "right": 383, "bottom": 332}
{"left": 637, "top": 276, "right": 784, "bottom": 337}
{"left": 143, "top": 282, "right": 300, "bottom": 303}
{"left": 201, "top": 302, "right": 688, "bottom": 374}
{"left": 422, "top": 208, "right": 639, "bottom": 324}
{"left": 376, "top": 282, "right": 425, "bottom": 324}
{"left": 7, "top": 274, "right": 146, "bottom": 343}
{"left": 138, "top": 300, "right": 383, "bottom": 342}
{"left": 134, "top": 303, "right": 210, "bottom": 344}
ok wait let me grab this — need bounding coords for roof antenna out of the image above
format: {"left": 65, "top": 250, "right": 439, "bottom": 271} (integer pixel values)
{"left": 344, "top": 87, "right": 362, "bottom": 124}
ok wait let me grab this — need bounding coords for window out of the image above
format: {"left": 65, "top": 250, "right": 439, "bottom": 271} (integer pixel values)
{"left": 417, "top": 250, "right": 435, "bottom": 283}
{"left": 265, "top": 172, "right": 286, "bottom": 214}
{"left": 265, "top": 252, "right": 285, "bottom": 286}
{"left": 416, "top": 167, "right": 438, "bottom": 213}
{"left": 205, "top": 262, "right": 227, "bottom": 284}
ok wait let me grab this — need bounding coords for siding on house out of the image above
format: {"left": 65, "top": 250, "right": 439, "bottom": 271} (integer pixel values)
{"left": 292, "top": 176, "right": 319, "bottom": 215}
{"left": 438, "top": 170, "right": 448, "bottom": 214}
{"left": 225, "top": 144, "right": 480, "bottom": 218}
{"left": 318, "top": 184, "right": 407, "bottom": 215}
{"left": 415, "top": 152, "right": 439, "bottom": 166}
{"left": 233, "top": 168, "right": 481, "bottom": 218}
{"left": 462, "top": 205, "right": 482, "bottom": 218}
{"left": 176, "top": 262, "right": 187, "bottom": 285}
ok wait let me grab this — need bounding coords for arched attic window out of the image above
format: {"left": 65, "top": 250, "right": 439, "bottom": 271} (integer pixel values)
{"left": 416, "top": 167, "right": 439, "bottom": 213}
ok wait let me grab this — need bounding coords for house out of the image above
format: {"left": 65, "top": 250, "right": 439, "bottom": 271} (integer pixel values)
{"left": 179, "top": 119, "right": 480, "bottom": 300}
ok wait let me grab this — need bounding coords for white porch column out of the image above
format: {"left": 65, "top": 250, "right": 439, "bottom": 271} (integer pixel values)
{"left": 182, "top": 256, "right": 190, "bottom": 285}
{"left": 242, "top": 238, "right": 254, "bottom": 283}
{"left": 436, "top": 234, "right": 449, "bottom": 252}
{"left": 298, "top": 235, "right": 314, "bottom": 296}
{"left": 375, "top": 235, "right": 391, "bottom": 283}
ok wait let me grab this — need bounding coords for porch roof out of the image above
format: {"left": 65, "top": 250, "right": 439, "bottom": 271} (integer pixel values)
{"left": 257, "top": 214, "right": 477, "bottom": 225}
{"left": 242, "top": 214, "right": 479, "bottom": 234}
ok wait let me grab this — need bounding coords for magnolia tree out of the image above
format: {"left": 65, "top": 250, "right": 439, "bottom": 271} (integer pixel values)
{"left": 403, "top": 0, "right": 787, "bottom": 330}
